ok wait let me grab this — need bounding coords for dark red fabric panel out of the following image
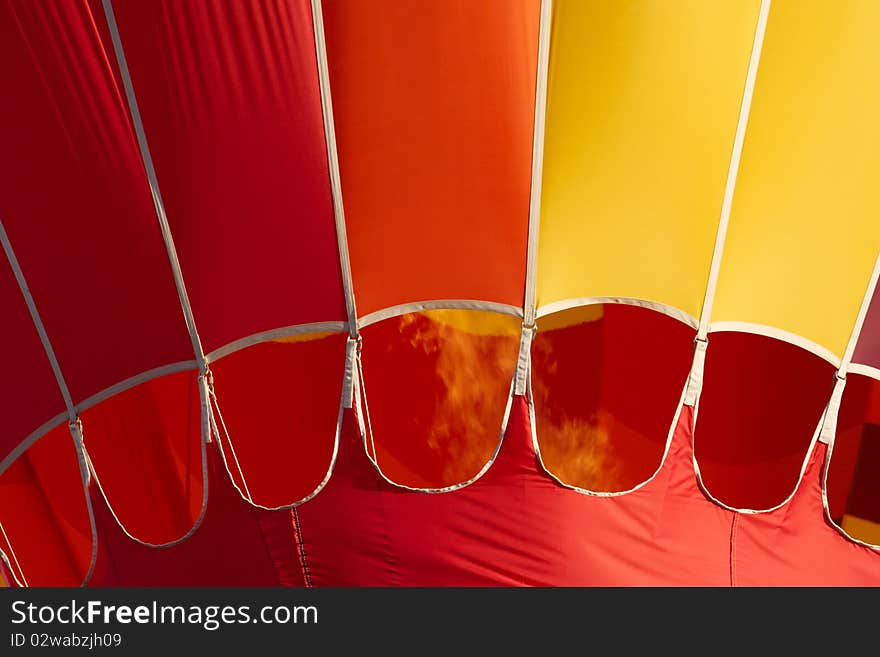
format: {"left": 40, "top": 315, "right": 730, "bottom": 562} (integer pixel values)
{"left": 208, "top": 335, "right": 346, "bottom": 507}
{"left": 80, "top": 369, "right": 203, "bottom": 545}
{"left": 0, "top": 255, "right": 65, "bottom": 463}
{"left": 0, "top": 0, "right": 192, "bottom": 403}
{"left": 295, "top": 402, "right": 734, "bottom": 586}
{"left": 694, "top": 333, "right": 835, "bottom": 510}
{"left": 107, "top": 0, "right": 344, "bottom": 354}
{"left": 853, "top": 285, "right": 880, "bottom": 370}
{"left": 88, "top": 444, "right": 303, "bottom": 587}
{"left": 532, "top": 305, "right": 694, "bottom": 492}
{"left": 0, "top": 425, "right": 92, "bottom": 587}
{"left": 733, "top": 443, "right": 880, "bottom": 586}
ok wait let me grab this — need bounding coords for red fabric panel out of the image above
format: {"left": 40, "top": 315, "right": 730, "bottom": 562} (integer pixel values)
{"left": 694, "top": 333, "right": 835, "bottom": 509}
{"left": 359, "top": 313, "right": 519, "bottom": 489}
{"left": 107, "top": 0, "right": 344, "bottom": 354}
{"left": 295, "top": 401, "right": 734, "bottom": 586}
{"left": 88, "top": 443, "right": 303, "bottom": 587}
{"left": 80, "top": 370, "right": 203, "bottom": 545}
{"left": 532, "top": 305, "right": 694, "bottom": 491}
{"left": 208, "top": 334, "right": 346, "bottom": 507}
{"left": 853, "top": 285, "right": 880, "bottom": 370}
{"left": 11, "top": 396, "right": 879, "bottom": 586}
{"left": 0, "top": 0, "right": 192, "bottom": 403}
{"left": 323, "top": 0, "right": 538, "bottom": 314}
{"left": 733, "top": 443, "right": 880, "bottom": 586}
{"left": 0, "top": 255, "right": 65, "bottom": 464}
{"left": 0, "top": 425, "right": 92, "bottom": 587}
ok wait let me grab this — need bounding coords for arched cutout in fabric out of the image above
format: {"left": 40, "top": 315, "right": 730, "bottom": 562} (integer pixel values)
{"left": 531, "top": 303, "right": 694, "bottom": 493}
{"left": 79, "top": 370, "right": 204, "bottom": 546}
{"left": 86, "top": 440, "right": 304, "bottom": 587}
{"left": 358, "top": 310, "right": 520, "bottom": 490}
{"left": 207, "top": 332, "right": 347, "bottom": 509}
{"left": 0, "top": 424, "right": 93, "bottom": 587}
{"left": 694, "top": 332, "right": 835, "bottom": 511}
{"left": 825, "top": 373, "right": 880, "bottom": 546}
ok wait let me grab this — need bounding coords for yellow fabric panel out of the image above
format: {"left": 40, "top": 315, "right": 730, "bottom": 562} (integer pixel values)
{"left": 712, "top": 0, "right": 880, "bottom": 356}
{"left": 537, "top": 0, "right": 761, "bottom": 316}
{"left": 420, "top": 310, "right": 522, "bottom": 338}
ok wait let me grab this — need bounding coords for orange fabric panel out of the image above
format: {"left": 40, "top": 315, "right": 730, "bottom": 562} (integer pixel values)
{"left": 359, "top": 311, "right": 520, "bottom": 489}
{"left": 532, "top": 304, "right": 694, "bottom": 492}
{"left": 0, "top": 425, "right": 92, "bottom": 587}
{"left": 323, "top": 0, "right": 538, "bottom": 314}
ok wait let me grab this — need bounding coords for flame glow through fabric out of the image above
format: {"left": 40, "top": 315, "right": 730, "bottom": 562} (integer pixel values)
{"left": 1, "top": 0, "right": 879, "bottom": 587}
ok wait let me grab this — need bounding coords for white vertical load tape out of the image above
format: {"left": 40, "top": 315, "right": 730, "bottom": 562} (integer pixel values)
{"left": 102, "top": 0, "right": 207, "bottom": 370}
{"left": 198, "top": 372, "right": 212, "bottom": 444}
{"left": 683, "top": 1, "right": 770, "bottom": 408}
{"left": 817, "top": 254, "right": 880, "bottom": 445}
{"left": 818, "top": 376, "right": 847, "bottom": 445}
{"left": 1, "top": 222, "right": 99, "bottom": 586}
{"left": 341, "top": 336, "right": 359, "bottom": 409}
{"left": 696, "top": 0, "right": 771, "bottom": 342}
{"left": 515, "top": 0, "right": 552, "bottom": 396}
{"left": 68, "top": 420, "right": 90, "bottom": 483}
{"left": 683, "top": 338, "right": 709, "bottom": 407}
{"left": 310, "top": 0, "right": 358, "bottom": 337}
{"left": 514, "top": 324, "right": 536, "bottom": 396}
{"left": 522, "top": 0, "right": 553, "bottom": 330}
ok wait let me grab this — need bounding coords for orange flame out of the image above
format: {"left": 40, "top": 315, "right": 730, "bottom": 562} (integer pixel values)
{"left": 365, "top": 311, "right": 518, "bottom": 488}
{"left": 530, "top": 310, "right": 622, "bottom": 491}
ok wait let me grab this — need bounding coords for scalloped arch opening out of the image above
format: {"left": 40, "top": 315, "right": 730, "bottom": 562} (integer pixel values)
{"left": 826, "top": 374, "right": 880, "bottom": 545}
{"left": 81, "top": 370, "right": 204, "bottom": 545}
{"left": 0, "top": 424, "right": 92, "bottom": 587}
{"left": 358, "top": 310, "right": 520, "bottom": 490}
{"left": 531, "top": 303, "right": 694, "bottom": 492}
{"left": 694, "top": 332, "right": 835, "bottom": 510}
{"left": 207, "top": 332, "right": 347, "bottom": 508}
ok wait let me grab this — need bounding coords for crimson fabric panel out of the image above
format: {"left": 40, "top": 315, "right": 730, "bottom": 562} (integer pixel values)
{"left": 208, "top": 335, "right": 346, "bottom": 507}
{"left": 0, "top": 425, "right": 92, "bottom": 587}
{"left": 80, "top": 370, "right": 204, "bottom": 545}
{"left": 0, "top": 254, "right": 65, "bottom": 465}
{"left": 0, "top": 0, "right": 192, "bottom": 405}
{"left": 106, "top": 0, "right": 344, "bottom": 354}
{"left": 853, "top": 286, "right": 880, "bottom": 370}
